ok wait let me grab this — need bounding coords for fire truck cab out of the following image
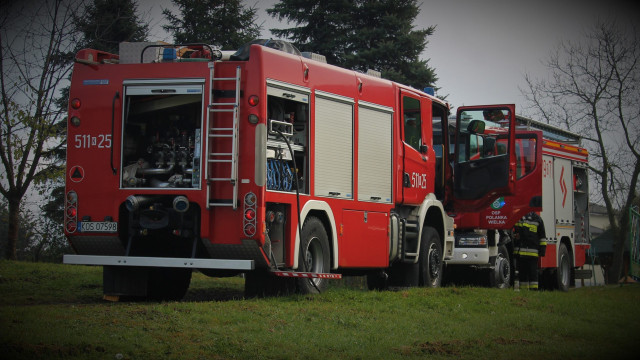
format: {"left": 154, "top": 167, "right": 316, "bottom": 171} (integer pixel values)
{"left": 63, "top": 41, "right": 524, "bottom": 299}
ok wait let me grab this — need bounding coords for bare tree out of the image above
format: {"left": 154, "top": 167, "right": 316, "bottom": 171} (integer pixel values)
{"left": 522, "top": 22, "right": 640, "bottom": 283}
{"left": 0, "top": 0, "right": 79, "bottom": 259}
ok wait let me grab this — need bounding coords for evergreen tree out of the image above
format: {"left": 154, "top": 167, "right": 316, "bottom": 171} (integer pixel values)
{"left": 268, "top": 0, "right": 438, "bottom": 89}
{"left": 347, "top": 0, "right": 437, "bottom": 88}
{"left": 163, "top": 0, "right": 261, "bottom": 49}
{"left": 74, "top": 0, "right": 149, "bottom": 54}
{"left": 268, "top": 0, "right": 353, "bottom": 66}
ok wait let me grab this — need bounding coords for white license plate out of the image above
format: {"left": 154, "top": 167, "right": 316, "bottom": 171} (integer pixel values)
{"left": 79, "top": 221, "right": 118, "bottom": 233}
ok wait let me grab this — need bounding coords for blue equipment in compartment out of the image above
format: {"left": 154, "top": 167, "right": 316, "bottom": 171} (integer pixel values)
{"left": 267, "top": 159, "right": 294, "bottom": 191}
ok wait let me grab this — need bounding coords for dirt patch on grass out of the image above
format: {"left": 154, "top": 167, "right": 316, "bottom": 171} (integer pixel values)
{"left": 0, "top": 341, "right": 107, "bottom": 359}
{"left": 494, "top": 337, "right": 542, "bottom": 345}
{"left": 397, "top": 339, "right": 471, "bottom": 356}
{"left": 397, "top": 336, "right": 543, "bottom": 357}
{"left": 511, "top": 295, "right": 529, "bottom": 307}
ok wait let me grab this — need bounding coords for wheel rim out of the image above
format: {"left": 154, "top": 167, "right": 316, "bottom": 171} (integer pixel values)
{"left": 305, "top": 236, "right": 324, "bottom": 285}
{"left": 495, "top": 253, "right": 511, "bottom": 286}
{"left": 560, "top": 253, "right": 570, "bottom": 287}
{"left": 428, "top": 243, "right": 441, "bottom": 285}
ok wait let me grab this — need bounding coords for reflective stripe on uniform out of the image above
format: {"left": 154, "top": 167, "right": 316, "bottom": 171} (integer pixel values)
{"left": 513, "top": 248, "right": 539, "bottom": 257}
{"left": 515, "top": 222, "right": 538, "bottom": 232}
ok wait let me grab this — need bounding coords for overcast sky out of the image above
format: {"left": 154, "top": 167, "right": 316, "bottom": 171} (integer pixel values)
{"left": 143, "top": 0, "right": 636, "bottom": 115}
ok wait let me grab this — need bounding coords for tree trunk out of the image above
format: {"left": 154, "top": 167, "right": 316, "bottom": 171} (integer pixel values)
{"left": 607, "top": 226, "right": 627, "bottom": 284}
{"left": 6, "top": 196, "right": 20, "bottom": 260}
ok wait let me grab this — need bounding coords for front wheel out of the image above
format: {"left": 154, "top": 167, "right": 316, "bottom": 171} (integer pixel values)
{"left": 297, "top": 216, "right": 331, "bottom": 294}
{"left": 418, "top": 226, "right": 443, "bottom": 287}
{"left": 489, "top": 244, "right": 512, "bottom": 289}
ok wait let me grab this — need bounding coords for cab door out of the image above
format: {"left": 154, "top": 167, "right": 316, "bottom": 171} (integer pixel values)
{"left": 399, "top": 91, "right": 434, "bottom": 205}
{"left": 452, "top": 104, "right": 516, "bottom": 211}
{"left": 473, "top": 130, "right": 543, "bottom": 230}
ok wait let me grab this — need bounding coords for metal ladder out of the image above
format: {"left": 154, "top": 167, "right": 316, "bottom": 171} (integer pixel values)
{"left": 206, "top": 62, "right": 241, "bottom": 209}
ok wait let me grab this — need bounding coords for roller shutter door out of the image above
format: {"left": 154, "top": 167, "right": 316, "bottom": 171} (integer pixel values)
{"left": 358, "top": 103, "right": 393, "bottom": 203}
{"left": 314, "top": 92, "right": 353, "bottom": 199}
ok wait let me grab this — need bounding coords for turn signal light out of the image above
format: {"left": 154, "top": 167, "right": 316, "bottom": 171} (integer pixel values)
{"left": 243, "top": 192, "right": 257, "bottom": 237}
{"left": 65, "top": 191, "right": 78, "bottom": 233}
{"left": 65, "top": 221, "right": 77, "bottom": 233}
{"left": 244, "top": 209, "right": 256, "bottom": 221}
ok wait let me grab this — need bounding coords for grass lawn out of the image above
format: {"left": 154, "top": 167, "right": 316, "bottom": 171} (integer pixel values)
{"left": 1, "top": 260, "right": 638, "bottom": 359}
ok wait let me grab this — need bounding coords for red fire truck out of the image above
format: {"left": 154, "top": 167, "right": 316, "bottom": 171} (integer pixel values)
{"left": 445, "top": 114, "right": 591, "bottom": 291}
{"left": 63, "top": 40, "right": 530, "bottom": 299}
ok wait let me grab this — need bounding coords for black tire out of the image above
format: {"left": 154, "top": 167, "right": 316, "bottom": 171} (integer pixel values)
{"left": 387, "top": 262, "right": 419, "bottom": 288}
{"left": 489, "top": 244, "right": 512, "bottom": 289}
{"left": 418, "top": 226, "right": 443, "bottom": 287}
{"left": 147, "top": 268, "right": 192, "bottom": 301}
{"left": 244, "top": 270, "right": 295, "bottom": 298}
{"left": 297, "top": 217, "right": 331, "bottom": 294}
{"left": 556, "top": 243, "right": 571, "bottom": 292}
{"left": 366, "top": 270, "right": 389, "bottom": 291}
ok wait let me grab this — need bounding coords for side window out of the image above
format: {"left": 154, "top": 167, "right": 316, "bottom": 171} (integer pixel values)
{"left": 432, "top": 104, "right": 449, "bottom": 200}
{"left": 431, "top": 104, "right": 446, "bottom": 158}
{"left": 469, "top": 134, "right": 484, "bottom": 160}
{"left": 403, "top": 96, "right": 421, "bottom": 150}
{"left": 516, "top": 138, "right": 537, "bottom": 179}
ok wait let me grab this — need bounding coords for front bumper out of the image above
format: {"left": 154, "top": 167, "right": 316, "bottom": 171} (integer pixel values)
{"left": 445, "top": 247, "right": 490, "bottom": 265}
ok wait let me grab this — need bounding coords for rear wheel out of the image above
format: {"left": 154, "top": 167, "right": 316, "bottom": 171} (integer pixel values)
{"left": 418, "top": 226, "right": 443, "bottom": 287}
{"left": 147, "top": 268, "right": 192, "bottom": 301}
{"left": 387, "top": 262, "right": 419, "bottom": 288}
{"left": 297, "top": 217, "right": 331, "bottom": 294}
{"left": 367, "top": 270, "right": 388, "bottom": 291}
{"left": 556, "top": 243, "right": 571, "bottom": 292}
{"left": 489, "top": 244, "right": 512, "bottom": 289}
{"left": 244, "top": 270, "right": 295, "bottom": 298}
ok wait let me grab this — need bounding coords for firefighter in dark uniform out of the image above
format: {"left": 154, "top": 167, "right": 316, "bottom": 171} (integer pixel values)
{"left": 513, "top": 212, "right": 547, "bottom": 290}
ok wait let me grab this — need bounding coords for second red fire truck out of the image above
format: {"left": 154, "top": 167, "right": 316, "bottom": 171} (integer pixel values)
{"left": 444, "top": 115, "right": 591, "bottom": 291}
{"left": 63, "top": 40, "right": 588, "bottom": 299}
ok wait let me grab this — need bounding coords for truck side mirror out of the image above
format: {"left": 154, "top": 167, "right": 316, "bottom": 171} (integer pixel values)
{"left": 420, "top": 144, "right": 428, "bottom": 154}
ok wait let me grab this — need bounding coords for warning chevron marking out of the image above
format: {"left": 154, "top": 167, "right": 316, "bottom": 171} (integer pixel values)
{"left": 271, "top": 271, "right": 342, "bottom": 279}
{"left": 559, "top": 166, "right": 567, "bottom": 208}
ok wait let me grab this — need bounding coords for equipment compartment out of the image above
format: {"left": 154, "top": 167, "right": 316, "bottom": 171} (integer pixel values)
{"left": 120, "top": 81, "right": 204, "bottom": 189}
{"left": 266, "top": 80, "right": 310, "bottom": 194}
